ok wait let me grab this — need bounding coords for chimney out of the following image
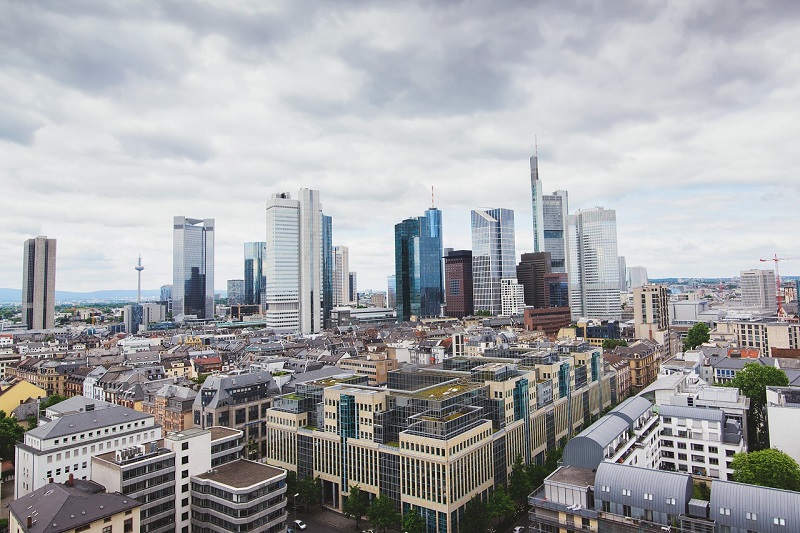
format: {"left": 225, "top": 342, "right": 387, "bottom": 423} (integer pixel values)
{"left": 27, "top": 516, "right": 32, "bottom": 528}
{"left": 68, "top": 473, "right": 74, "bottom": 486}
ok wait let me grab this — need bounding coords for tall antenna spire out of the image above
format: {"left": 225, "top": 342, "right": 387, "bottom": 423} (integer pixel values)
{"left": 535, "top": 134, "right": 538, "bottom": 157}
{"left": 134, "top": 254, "right": 145, "bottom": 303}
{"left": 431, "top": 186, "right": 435, "bottom": 208}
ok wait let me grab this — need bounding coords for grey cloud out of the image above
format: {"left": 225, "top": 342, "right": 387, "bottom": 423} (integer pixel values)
{"left": 117, "top": 131, "right": 214, "bottom": 162}
{"left": 0, "top": 106, "right": 44, "bottom": 145}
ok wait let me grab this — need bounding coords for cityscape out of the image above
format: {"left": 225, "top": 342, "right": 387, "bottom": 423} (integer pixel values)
{"left": 2, "top": 3, "right": 800, "bottom": 533}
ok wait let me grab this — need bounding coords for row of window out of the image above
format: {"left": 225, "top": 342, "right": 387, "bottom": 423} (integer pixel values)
{"left": 720, "top": 507, "right": 786, "bottom": 526}
{"left": 51, "top": 421, "right": 150, "bottom": 446}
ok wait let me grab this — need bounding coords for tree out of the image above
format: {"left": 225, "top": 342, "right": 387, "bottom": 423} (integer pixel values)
{"left": 602, "top": 339, "right": 628, "bottom": 350}
{"left": 508, "top": 454, "right": 532, "bottom": 504}
{"left": 726, "top": 363, "right": 788, "bottom": 450}
{"left": 367, "top": 493, "right": 399, "bottom": 532}
{"left": 0, "top": 411, "right": 25, "bottom": 460}
{"left": 342, "top": 485, "right": 369, "bottom": 529}
{"left": 40, "top": 394, "right": 66, "bottom": 410}
{"left": 402, "top": 510, "right": 426, "bottom": 533}
{"left": 297, "top": 475, "right": 322, "bottom": 512}
{"left": 731, "top": 449, "right": 800, "bottom": 491}
{"left": 460, "top": 495, "right": 489, "bottom": 533}
{"left": 487, "top": 485, "right": 515, "bottom": 527}
{"left": 683, "top": 322, "right": 710, "bottom": 350}
{"left": 286, "top": 471, "right": 298, "bottom": 507}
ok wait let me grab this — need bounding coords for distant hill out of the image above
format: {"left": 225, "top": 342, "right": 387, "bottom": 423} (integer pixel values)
{"left": 0, "top": 288, "right": 163, "bottom": 304}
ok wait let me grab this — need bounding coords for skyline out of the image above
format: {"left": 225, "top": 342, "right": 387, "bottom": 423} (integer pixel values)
{"left": 2, "top": 2, "right": 799, "bottom": 293}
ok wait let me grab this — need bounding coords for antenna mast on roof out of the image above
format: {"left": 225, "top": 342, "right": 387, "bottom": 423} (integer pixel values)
{"left": 431, "top": 186, "right": 435, "bottom": 209}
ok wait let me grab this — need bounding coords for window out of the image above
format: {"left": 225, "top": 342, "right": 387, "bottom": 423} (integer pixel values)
{"left": 774, "top": 517, "right": 786, "bottom": 526}
{"left": 124, "top": 519, "right": 133, "bottom": 533}
{"left": 75, "top": 525, "right": 91, "bottom": 533}
{"left": 666, "top": 498, "right": 676, "bottom": 505}
{"left": 182, "top": 456, "right": 189, "bottom": 464}
{"left": 719, "top": 507, "right": 731, "bottom": 516}
{"left": 182, "top": 442, "right": 189, "bottom": 451}
{"left": 622, "top": 489, "right": 631, "bottom": 496}
{"left": 182, "top": 470, "right": 189, "bottom": 479}
{"left": 183, "top": 483, "right": 189, "bottom": 493}
{"left": 182, "top": 498, "right": 188, "bottom": 507}
{"left": 746, "top": 512, "right": 757, "bottom": 520}
{"left": 104, "top": 518, "right": 111, "bottom": 523}
{"left": 182, "top": 512, "right": 189, "bottom": 520}
{"left": 601, "top": 485, "right": 611, "bottom": 493}
{"left": 102, "top": 526, "right": 112, "bottom": 533}
{"left": 643, "top": 493, "right": 653, "bottom": 501}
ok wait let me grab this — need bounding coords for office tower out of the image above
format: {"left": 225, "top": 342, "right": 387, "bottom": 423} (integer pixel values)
{"left": 387, "top": 275, "right": 396, "bottom": 310}
{"left": 265, "top": 193, "right": 300, "bottom": 330}
{"left": 124, "top": 304, "right": 143, "bottom": 334}
{"left": 472, "top": 208, "right": 516, "bottom": 316}
{"left": 444, "top": 250, "right": 473, "bottom": 318}
{"left": 740, "top": 269, "right": 776, "bottom": 312}
{"left": 322, "top": 214, "right": 333, "bottom": 327}
{"left": 332, "top": 246, "right": 350, "bottom": 306}
{"left": 544, "top": 272, "right": 569, "bottom": 308}
{"left": 141, "top": 302, "right": 166, "bottom": 325}
{"left": 628, "top": 265, "right": 649, "bottom": 290}
{"left": 227, "top": 279, "right": 245, "bottom": 305}
{"left": 349, "top": 272, "right": 357, "bottom": 303}
{"left": 134, "top": 255, "right": 145, "bottom": 303}
{"left": 530, "top": 152, "right": 569, "bottom": 273}
{"left": 298, "top": 188, "right": 323, "bottom": 334}
{"left": 265, "top": 189, "right": 323, "bottom": 334}
{"left": 567, "top": 207, "right": 621, "bottom": 320}
{"left": 173, "top": 217, "right": 214, "bottom": 320}
{"left": 243, "top": 242, "right": 267, "bottom": 306}
{"left": 21, "top": 236, "right": 56, "bottom": 330}
{"left": 159, "top": 284, "right": 172, "bottom": 314}
{"left": 618, "top": 256, "right": 628, "bottom": 292}
{"left": 531, "top": 152, "right": 545, "bottom": 253}
{"left": 500, "top": 278, "right": 525, "bottom": 317}
{"left": 394, "top": 206, "right": 444, "bottom": 321}
{"left": 634, "top": 285, "right": 670, "bottom": 344}
{"left": 517, "top": 252, "right": 551, "bottom": 308}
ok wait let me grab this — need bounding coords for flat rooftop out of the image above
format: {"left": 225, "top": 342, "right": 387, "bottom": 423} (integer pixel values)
{"left": 195, "top": 459, "right": 284, "bottom": 488}
{"left": 210, "top": 426, "right": 242, "bottom": 441}
{"left": 547, "top": 465, "right": 597, "bottom": 487}
{"left": 166, "top": 427, "right": 209, "bottom": 441}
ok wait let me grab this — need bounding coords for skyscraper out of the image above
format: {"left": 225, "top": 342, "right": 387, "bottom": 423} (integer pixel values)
{"left": 322, "top": 214, "right": 333, "bottom": 327}
{"left": 332, "top": 246, "right": 350, "bottom": 306}
{"left": 531, "top": 152, "right": 545, "bottom": 253}
{"left": 472, "top": 208, "right": 516, "bottom": 316}
{"left": 387, "top": 275, "right": 396, "bottom": 310}
{"left": 243, "top": 242, "right": 267, "bottom": 306}
{"left": 173, "top": 217, "right": 214, "bottom": 320}
{"left": 530, "top": 151, "right": 569, "bottom": 273}
{"left": 567, "top": 207, "right": 621, "bottom": 320}
{"left": 444, "top": 250, "right": 473, "bottom": 318}
{"left": 22, "top": 236, "right": 56, "bottom": 330}
{"left": 348, "top": 272, "right": 357, "bottom": 303}
{"left": 618, "top": 256, "right": 628, "bottom": 292}
{"left": 394, "top": 206, "right": 443, "bottom": 321}
{"left": 264, "top": 189, "right": 323, "bottom": 334}
{"left": 628, "top": 266, "right": 649, "bottom": 290}
{"left": 517, "top": 252, "right": 552, "bottom": 308}
{"left": 740, "top": 269, "right": 776, "bottom": 312}
{"left": 227, "top": 280, "right": 245, "bottom": 305}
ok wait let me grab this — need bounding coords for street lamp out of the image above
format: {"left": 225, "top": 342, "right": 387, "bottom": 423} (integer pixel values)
{"left": 293, "top": 493, "right": 300, "bottom": 523}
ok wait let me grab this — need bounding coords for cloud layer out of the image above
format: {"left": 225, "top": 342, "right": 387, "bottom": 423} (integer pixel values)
{"left": 1, "top": 1, "right": 799, "bottom": 293}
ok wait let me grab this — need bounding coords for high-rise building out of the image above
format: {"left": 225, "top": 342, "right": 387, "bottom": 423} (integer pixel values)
{"left": 387, "top": 275, "right": 396, "bottom": 310}
{"left": 394, "top": 207, "right": 443, "bottom": 321}
{"left": 21, "top": 236, "right": 56, "bottom": 330}
{"left": 159, "top": 284, "right": 172, "bottom": 314}
{"left": 322, "top": 214, "right": 333, "bottom": 327}
{"left": 124, "top": 304, "right": 143, "bottom": 334}
{"left": 529, "top": 152, "right": 569, "bottom": 273}
{"left": 332, "top": 246, "right": 350, "bottom": 306}
{"left": 348, "top": 272, "right": 357, "bottom": 303}
{"left": 531, "top": 152, "right": 545, "bottom": 253}
{"left": 500, "top": 278, "right": 525, "bottom": 317}
{"left": 618, "top": 256, "right": 628, "bottom": 291}
{"left": 567, "top": 207, "right": 621, "bottom": 320}
{"left": 628, "top": 265, "right": 649, "bottom": 290}
{"left": 243, "top": 242, "right": 267, "bottom": 306}
{"left": 740, "top": 269, "right": 776, "bottom": 312}
{"left": 444, "top": 250, "right": 473, "bottom": 318}
{"left": 472, "top": 208, "right": 516, "bottom": 316}
{"left": 264, "top": 189, "right": 323, "bottom": 333}
{"left": 634, "top": 285, "right": 670, "bottom": 344}
{"left": 544, "top": 272, "right": 569, "bottom": 308}
{"left": 173, "top": 217, "right": 215, "bottom": 320}
{"left": 517, "top": 252, "right": 552, "bottom": 308}
{"left": 227, "top": 279, "right": 245, "bottom": 305}
{"left": 265, "top": 193, "right": 300, "bottom": 330}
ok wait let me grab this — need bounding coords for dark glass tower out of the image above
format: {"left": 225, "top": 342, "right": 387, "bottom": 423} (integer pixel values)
{"left": 394, "top": 207, "right": 443, "bottom": 321}
{"left": 322, "top": 214, "right": 333, "bottom": 328}
{"left": 173, "top": 216, "right": 214, "bottom": 319}
{"left": 244, "top": 242, "right": 267, "bottom": 306}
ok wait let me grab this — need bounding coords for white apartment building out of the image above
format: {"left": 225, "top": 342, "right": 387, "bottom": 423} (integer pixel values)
{"left": 740, "top": 269, "right": 776, "bottom": 312}
{"left": 500, "top": 278, "right": 525, "bottom": 317}
{"left": 15, "top": 403, "right": 162, "bottom": 498}
{"left": 766, "top": 386, "right": 800, "bottom": 465}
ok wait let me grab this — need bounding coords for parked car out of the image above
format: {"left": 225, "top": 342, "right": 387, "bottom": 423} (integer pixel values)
{"left": 293, "top": 520, "right": 307, "bottom": 530}
{"left": 513, "top": 527, "right": 526, "bottom": 533}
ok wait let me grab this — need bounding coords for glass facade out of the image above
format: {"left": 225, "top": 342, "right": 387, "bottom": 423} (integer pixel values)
{"left": 243, "top": 242, "right": 266, "bottom": 306}
{"left": 471, "top": 208, "right": 516, "bottom": 316}
{"left": 394, "top": 208, "right": 444, "bottom": 321}
{"left": 542, "top": 191, "right": 568, "bottom": 272}
{"left": 173, "top": 217, "right": 214, "bottom": 319}
{"left": 322, "top": 214, "right": 333, "bottom": 327}
{"left": 265, "top": 193, "right": 300, "bottom": 330}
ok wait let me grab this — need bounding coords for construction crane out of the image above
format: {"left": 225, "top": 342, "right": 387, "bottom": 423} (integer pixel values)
{"left": 759, "top": 254, "right": 800, "bottom": 319}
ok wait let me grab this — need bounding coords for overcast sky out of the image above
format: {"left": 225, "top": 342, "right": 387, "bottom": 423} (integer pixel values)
{"left": 2, "top": 1, "right": 799, "bottom": 293}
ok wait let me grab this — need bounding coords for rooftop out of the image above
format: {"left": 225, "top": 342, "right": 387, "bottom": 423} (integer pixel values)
{"left": 547, "top": 465, "right": 597, "bottom": 487}
{"left": 209, "top": 426, "right": 242, "bottom": 441}
{"left": 195, "top": 459, "right": 284, "bottom": 489}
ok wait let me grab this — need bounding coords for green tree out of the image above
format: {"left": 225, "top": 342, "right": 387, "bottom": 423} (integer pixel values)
{"left": 402, "top": 510, "right": 425, "bottom": 533}
{"left": 726, "top": 363, "right": 788, "bottom": 449}
{"left": 487, "top": 485, "right": 515, "bottom": 527}
{"left": 475, "top": 310, "right": 492, "bottom": 317}
{"left": 367, "top": 493, "right": 399, "bottom": 532}
{"left": 508, "top": 454, "right": 532, "bottom": 504}
{"left": 286, "top": 471, "right": 298, "bottom": 508}
{"left": 342, "top": 485, "right": 369, "bottom": 529}
{"left": 297, "top": 475, "right": 322, "bottom": 511}
{"left": 460, "top": 496, "right": 489, "bottom": 533}
{"left": 0, "top": 411, "right": 25, "bottom": 459}
{"left": 683, "top": 322, "right": 710, "bottom": 350}
{"left": 26, "top": 416, "right": 38, "bottom": 431}
{"left": 731, "top": 449, "right": 800, "bottom": 491}
{"left": 602, "top": 339, "right": 628, "bottom": 350}
{"left": 40, "top": 394, "right": 67, "bottom": 410}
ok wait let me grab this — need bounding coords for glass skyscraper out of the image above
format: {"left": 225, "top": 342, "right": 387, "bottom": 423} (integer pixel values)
{"left": 244, "top": 242, "right": 267, "bottom": 306}
{"left": 567, "top": 207, "right": 621, "bottom": 320}
{"left": 394, "top": 207, "right": 443, "bottom": 321}
{"left": 471, "top": 208, "right": 516, "bottom": 316}
{"left": 322, "top": 214, "right": 333, "bottom": 327}
{"left": 173, "top": 217, "right": 214, "bottom": 319}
